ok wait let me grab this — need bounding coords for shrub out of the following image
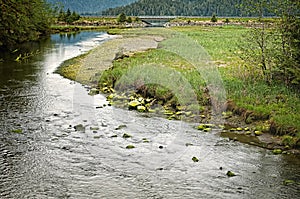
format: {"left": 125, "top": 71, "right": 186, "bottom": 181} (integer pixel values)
{"left": 211, "top": 15, "right": 217, "bottom": 22}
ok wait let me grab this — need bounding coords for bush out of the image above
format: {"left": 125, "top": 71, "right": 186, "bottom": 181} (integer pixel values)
{"left": 211, "top": 15, "right": 217, "bottom": 22}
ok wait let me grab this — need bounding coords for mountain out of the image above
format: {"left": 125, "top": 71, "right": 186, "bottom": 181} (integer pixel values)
{"left": 46, "top": 0, "right": 138, "bottom": 14}
{"left": 102, "top": 0, "right": 244, "bottom": 16}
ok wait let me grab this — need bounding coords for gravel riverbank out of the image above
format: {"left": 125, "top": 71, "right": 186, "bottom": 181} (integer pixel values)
{"left": 56, "top": 33, "right": 164, "bottom": 86}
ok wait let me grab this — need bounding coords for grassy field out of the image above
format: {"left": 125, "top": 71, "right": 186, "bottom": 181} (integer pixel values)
{"left": 101, "top": 26, "right": 300, "bottom": 145}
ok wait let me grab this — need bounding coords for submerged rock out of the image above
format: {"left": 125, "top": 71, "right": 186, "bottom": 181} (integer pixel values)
{"left": 192, "top": 156, "right": 199, "bottom": 162}
{"left": 11, "top": 129, "right": 22, "bottom": 134}
{"left": 115, "top": 124, "right": 127, "bottom": 130}
{"left": 74, "top": 124, "right": 85, "bottom": 132}
{"left": 126, "top": 145, "right": 135, "bottom": 149}
{"left": 283, "top": 179, "right": 295, "bottom": 186}
{"left": 122, "top": 133, "right": 132, "bottom": 138}
{"left": 226, "top": 171, "right": 236, "bottom": 177}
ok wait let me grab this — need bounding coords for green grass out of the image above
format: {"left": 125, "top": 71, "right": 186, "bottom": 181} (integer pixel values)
{"left": 172, "top": 26, "right": 300, "bottom": 135}
{"left": 102, "top": 26, "right": 300, "bottom": 137}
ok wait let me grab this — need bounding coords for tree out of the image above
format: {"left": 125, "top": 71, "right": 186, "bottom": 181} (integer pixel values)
{"left": 56, "top": 8, "right": 80, "bottom": 24}
{"left": 240, "top": 0, "right": 300, "bottom": 88}
{"left": 274, "top": 0, "right": 300, "bottom": 88}
{"left": 127, "top": 16, "right": 132, "bottom": 23}
{"left": 58, "top": 9, "right": 66, "bottom": 21}
{"left": 117, "top": 12, "right": 127, "bottom": 23}
{"left": 0, "top": 0, "right": 53, "bottom": 49}
{"left": 71, "top": 11, "right": 80, "bottom": 22}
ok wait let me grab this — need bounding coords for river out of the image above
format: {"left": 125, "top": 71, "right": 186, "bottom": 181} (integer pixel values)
{"left": 0, "top": 31, "right": 299, "bottom": 198}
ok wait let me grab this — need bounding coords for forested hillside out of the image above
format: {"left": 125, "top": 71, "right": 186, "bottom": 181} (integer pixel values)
{"left": 46, "top": 0, "right": 137, "bottom": 14}
{"left": 102, "top": 0, "right": 245, "bottom": 16}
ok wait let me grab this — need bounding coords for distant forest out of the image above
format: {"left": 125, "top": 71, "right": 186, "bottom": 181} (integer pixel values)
{"left": 46, "top": 0, "right": 138, "bottom": 14}
{"left": 102, "top": 0, "right": 276, "bottom": 17}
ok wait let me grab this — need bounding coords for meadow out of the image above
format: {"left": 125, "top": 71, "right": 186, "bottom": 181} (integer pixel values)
{"left": 103, "top": 26, "right": 300, "bottom": 144}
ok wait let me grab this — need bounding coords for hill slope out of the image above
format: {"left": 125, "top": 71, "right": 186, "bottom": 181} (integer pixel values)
{"left": 46, "top": 0, "right": 138, "bottom": 14}
{"left": 102, "top": 0, "right": 244, "bottom": 16}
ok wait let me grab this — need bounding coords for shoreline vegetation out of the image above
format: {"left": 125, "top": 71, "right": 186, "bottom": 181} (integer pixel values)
{"left": 55, "top": 17, "right": 300, "bottom": 154}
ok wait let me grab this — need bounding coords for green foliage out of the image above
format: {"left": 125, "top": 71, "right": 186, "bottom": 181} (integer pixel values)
{"left": 211, "top": 14, "right": 218, "bottom": 22}
{"left": 240, "top": 0, "right": 300, "bottom": 89}
{"left": 127, "top": 16, "right": 132, "bottom": 23}
{"left": 273, "top": 1, "right": 300, "bottom": 89}
{"left": 117, "top": 13, "right": 127, "bottom": 23}
{"left": 0, "top": 0, "right": 53, "bottom": 49}
{"left": 57, "top": 9, "right": 80, "bottom": 24}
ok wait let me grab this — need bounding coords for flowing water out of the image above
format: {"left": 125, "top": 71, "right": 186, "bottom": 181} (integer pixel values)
{"left": 0, "top": 31, "right": 299, "bottom": 199}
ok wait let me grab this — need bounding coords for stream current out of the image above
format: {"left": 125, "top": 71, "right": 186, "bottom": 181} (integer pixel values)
{"left": 0, "top": 31, "right": 299, "bottom": 198}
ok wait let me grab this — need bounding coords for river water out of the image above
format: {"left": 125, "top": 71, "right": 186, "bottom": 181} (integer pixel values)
{"left": 0, "top": 31, "right": 299, "bottom": 198}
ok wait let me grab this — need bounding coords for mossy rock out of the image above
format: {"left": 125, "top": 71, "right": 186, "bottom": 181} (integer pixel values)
{"left": 204, "top": 124, "right": 215, "bottom": 128}
{"left": 128, "top": 100, "right": 141, "bottom": 109}
{"left": 90, "top": 127, "right": 99, "bottom": 131}
{"left": 74, "top": 124, "right": 85, "bottom": 132}
{"left": 126, "top": 145, "right": 135, "bottom": 149}
{"left": 192, "top": 156, "right": 199, "bottom": 162}
{"left": 244, "top": 127, "right": 250, "bottom": 131}
{"left": 89, "top": 88, "right": 100, "bottom": 95}
{"left": 142, "top": 138, "right": 150, "bottom": 143}
{"left": 226, "top": 171, "right": 236, "bottom": 177}
{"left": 254, "top": 131, "right": 263, "bottom": 136}
{"left": 164, "top": 110, "right": 174, "bottom": 115}
{"left": 122, "top": 133, "right": 132, "bottom": 138}
{"left": 184, "top": 111, "right": 193, "bottom": 117}
{"left": 272, "top": 149, "right": 282, "bottom": 155}
{"left": 115, "top": 124, "right": 127, "bottom": 130}
{"left": 204, "top": 128, "right": 212, "bottom": 132}
{"left": 175, "top": 111, "right": 183, "bottom": 115}
{"left": 11, "top": 129, "right": 22, "bottom": 134}
{"left": 283, "top": 179, "right": 295, "bottom": 185}
{"left": 236, "top": 127, "right": 243, "bottom": 131}
{"left": 185, "top": 143, "right": 193, "bottom": 146}
{"left": 197, "top": 124, "right": 205, "bottom": 130}
{"left": 137, "top": 105, "right": 146, "bottom": 112}
{"left": 106, "top": 93, "right": 115, "bottom": 100}
{"left": 197, "top": 124, "right": 215, "bottom": 131}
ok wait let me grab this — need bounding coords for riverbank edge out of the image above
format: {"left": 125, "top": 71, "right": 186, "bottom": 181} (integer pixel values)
{"left": 55, "top": 29, "right": 299, "bottom": 155}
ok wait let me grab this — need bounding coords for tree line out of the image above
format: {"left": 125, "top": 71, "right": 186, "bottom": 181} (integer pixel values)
{"left": 102, "top": 0, "right": 249, "bottom": 16}
{"left": 46, "top": 0, "right": 137, "bottom": 15}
